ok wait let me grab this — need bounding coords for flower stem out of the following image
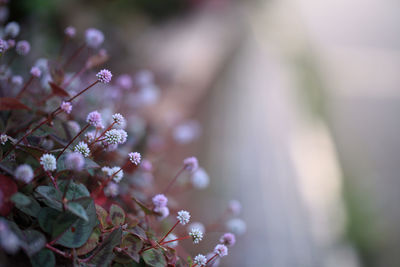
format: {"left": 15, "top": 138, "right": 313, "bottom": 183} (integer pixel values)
{"left": 63, "top": 65, "right": 87, "bottom": 89}
{"left": 67, "top": 80, "right": 98, "bottom": 103}
{"left": 1, "top": 81, "right": 99, "bottom": 162}
{"left": 45, "top": 244, "right": 71, "bottom": 258}
{"left": 88, "top": 122, "right": 115, "bottom": 148}
{"left": 16, "top": 76, "right": 33, "bottom": 99}
{"left": 206, "top": 254, "right": 218, "bottom": 265}
{"left": 63, "top": 43, "right": 86, "bottom": 69}
{"left": 158, "top": 220, "right": 180, "bottom": 244}
{"left": 160, "top": 235, "right": 190, "bottom": 245}
{"left": 163, "top": 167, "right": 184, "bottom": 194}
{"left": 57, "top": 123, "right": 89, "bottom": 160}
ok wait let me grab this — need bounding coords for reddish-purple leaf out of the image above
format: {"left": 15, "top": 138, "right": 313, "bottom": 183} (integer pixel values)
{"left": 0, "top": 97, "right": 31, "bottom": 111}
{"left": 0, "top": 175, "right": 18, "bottom": 216}
{"left": 48, "top": 82, "right": 70, "bottom": 97}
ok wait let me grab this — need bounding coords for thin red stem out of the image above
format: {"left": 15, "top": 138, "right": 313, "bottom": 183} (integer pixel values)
{"left": 89, "top": 122, "right": 115, "bottom": 148}
{"left": 57, "top": 123, "right": 89, "bottom": 160}
{"left": 160, "top": 235, "right": 190, "bottom": 245}
{"left": 163, "top": 167, "right": 184, "bottom": 194}
{"left": 159, "top": 220, "right": 180, "bottom": 244}
{"left": 63, "top": 43, "right": 85, "bottom": 69}
{"left": 206, "top": 254, "right": 218, "bottom": 264}
{"left": 45, "top": 244, "right": 71, "bottom": 258}
{"left": 63, "top": 65, "right": 87, "bottom": 88}
{"left": 1, "top": 81, "right": 98, "bottom": 162}
{"left": 16, "top": 76, "right": 33, "bottom": 98}
{"left": 92, "top": 161, "right": 128, "bottom": 197}
{"left": 57, "top": 36, "right": 68, "bottom": 62}
{"left": 67, "top": 80, "right": 98, "bottom": 103}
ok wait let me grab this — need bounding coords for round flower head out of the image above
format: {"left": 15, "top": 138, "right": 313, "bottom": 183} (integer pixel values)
{"left": 96, "top": 69, "right": 112, "bottom": 83}
{"left": 190, "top": 168, "right": 209, "bottom": 189}
{"left": 4, "top": 21, "right": 19, "bottom": 38}
{"left": 226, "top": 218, "right": 246, "bottom": 236}
{"left": 0, "top": 134, "right": 8, "bottom": 145}
{"left": 177, "top": 210, "right": 190, "bottom": 225}
{"left": 65, "top": 152, "right": 84, "bottom": 171}
{"left": 101, "top": 166, "right": 112, "bottom": 176}
{"left": 14, "top": 164, "right": 34, "bottom": 183}
{"left": 15, "top": 40, "right": 30, "bottom": 56}
{"left": 189, "top": 228, "right": 203, "bottom": 244}
{"left": 64, "top": 26, "right": 76, "bottom": 38}
{"left": 228, "top": 200, "right": 242, "bottom": 216}
{"left": 86, "top": 111, "right": 103, "bottom": 128}
{"left": 30, "top": 66, "right": 41, "bottom": 78}
{"left": 0, "top": 39, "right": 7, "bottom": 53}
{"left": 11, "top": 75, "right": 23, "bottom": 86}
{"left": 214, "top": 244, "right": 228, "bottom": 257}
{"left": 40, "top": 153, "right": 57, "bottom": 172}
{"left": 104, "top": 182, "right": 119, "bottom": 197}
{"left": 129, "top": 152, "right": 141, "bottom": 165}
{"left": 155, "top": 206, "right": 169, "bottom": 221}
{"left": 219, "top": 233, "right": 236, "bottom": 247}
{"left": 164, "top": 233, "right": 178, "bottom": 248}
{"left": 61, "top": 101, "right": 72, "bottom": 114}
{"left": 193, "top": 254, "right": 207, "bottom": 266}
{"left": 85, "top": 28, "right": 104, "bottom": 48}
{"left": 183, "top": 157, "right": 198, "bottom": 172}
{"left": 110, "top": 166, "right": 124, "bottom": 183}
{"left": 112, "top": 113, "right": 125, "bottom": 126}
{"left": 116, "top": 74, "right": 132, "bottom": 90}
{"left": 187, "top": 222, "right": 205, "bottom": 234}
{"left": 104, "top": 129, "right": 123, "bottom": 145}
{"left": 74, "top": 141, "right": 90, "bottom": 157}
{"left": 152, "top": 194, "right": 168, "bottom": 209}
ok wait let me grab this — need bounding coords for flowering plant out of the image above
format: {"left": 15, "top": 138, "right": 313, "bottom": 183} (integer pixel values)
{"left": 0, "top": 10, "right": 245, "bottom": 267}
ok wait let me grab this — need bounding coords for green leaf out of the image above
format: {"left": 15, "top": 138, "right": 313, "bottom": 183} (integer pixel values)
{"left": 109, "top": 204, "right": 126, "bottom": 226}
{"left": 141, "top": 249, "right": 166, "bottom": 267}
{"left": 67, "top": 202, "right": 89, "bottom": 221}
{"left": 88, "top": 228, "right": 123, "bottom": 267}
{"left": 35, "top": 181, "right": 90, "bottom": 211}
{"left": 21, "top": 230, "right": 46, "bottom": 256}
{"left": 30, "top": 248, "right": 55, "bottom": 267}
{"left": 11, "top": 192, "right": 31, "bottom": 205}
{"left": 11, "top": 192, "right": 41, "bottom": 217}
{"left": 35, "top": 185, "right": 63, "bottom": 210}
{"left": 75, "top": 227, "right": 100, "bottom": 256}
{"left": 114, "top": 234, "right": 143, "bottom": 263}
{"left": 95, "top": 204, "right": 110, "bottom": 229}
{"left": 37, "top": 207, "right": 75, "bottom": 237}
{"left": 127, "top": 226, "right": 147, "bottom": 241}
{"left": 59, "top": 180, "right": 90, "bottom": 200}
{"left": 56, "top": 198, "right": 98, "bottom": 248}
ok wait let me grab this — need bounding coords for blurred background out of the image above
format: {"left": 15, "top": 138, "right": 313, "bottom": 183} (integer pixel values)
{"left": 7, "top": 0, "right": 400, "bottom": 266}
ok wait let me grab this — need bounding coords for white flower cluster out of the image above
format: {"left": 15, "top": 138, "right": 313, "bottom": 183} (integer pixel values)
{"left": 177, "top": 210, "right": 190, "bottom": 225}
{"left": 101, "top": 166, "right": 124, "bottom": 183}
{"left": 74, "top": 141, "right": 90, "bottom": 157}
{"left": 189, "top": 228, "right": 203, "bottom": 244}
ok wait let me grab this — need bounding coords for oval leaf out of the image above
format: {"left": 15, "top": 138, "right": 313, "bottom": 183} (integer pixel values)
{"left": 0, "top": 97, "right": 30, "bottom": 110}
{"left": 30, "top": 248, "right": 55, "bottom": 267}
{"left": 109, "top": 204, "right": 126, "bottom": 226}
{"left": 67, "top": 202, "right": 89, "bottom": 221}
